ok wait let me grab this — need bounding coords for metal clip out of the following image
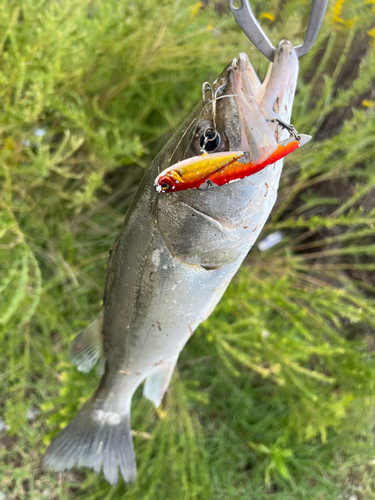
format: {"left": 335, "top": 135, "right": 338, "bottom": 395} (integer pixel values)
{"left": 227, "top": 0, "right": 329, "bottom": 62}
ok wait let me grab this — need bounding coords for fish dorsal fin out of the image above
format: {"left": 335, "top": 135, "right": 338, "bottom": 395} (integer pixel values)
{"left": 69, "top": 312, "right": 105, "bottom": 375}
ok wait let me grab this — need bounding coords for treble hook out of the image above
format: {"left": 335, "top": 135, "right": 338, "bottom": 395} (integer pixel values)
{"left": 202, "top": 81, "right": 220, "bottom": 131}
{"left": 228, "top": 0, "right": 329, "bottom": 62}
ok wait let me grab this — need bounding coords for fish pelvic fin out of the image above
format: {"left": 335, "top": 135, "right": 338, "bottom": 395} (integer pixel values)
{"left": 143, "top": 360, "right": 177, "bottom": 408}
{"left": 43, "top": 397, "right": 136, "bottom": 485}
{"left": 69, "top": 312, "right": 105, "bottom": 375}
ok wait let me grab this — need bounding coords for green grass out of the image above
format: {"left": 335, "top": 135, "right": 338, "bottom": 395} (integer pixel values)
{"left": 1, "top": 0, "right": 375, "bottom": 498}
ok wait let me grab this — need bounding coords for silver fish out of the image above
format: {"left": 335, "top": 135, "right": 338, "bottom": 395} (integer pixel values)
{"left": 44, "top": 41, "right": 303, "bottom": 484}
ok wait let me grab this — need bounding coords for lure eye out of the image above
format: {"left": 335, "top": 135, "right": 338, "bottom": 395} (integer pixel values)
{"left": 158, "top": 176, "right": 174, "bottom": 192}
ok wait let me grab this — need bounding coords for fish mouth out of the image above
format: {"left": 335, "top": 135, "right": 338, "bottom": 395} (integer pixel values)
{"left": 230, "top": 40, "right": 299, "bottom": 164}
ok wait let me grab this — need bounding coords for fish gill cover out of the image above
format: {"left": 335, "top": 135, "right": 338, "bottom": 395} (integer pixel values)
{"left": 1, "top": 0, "right": 375, "bottom": 498}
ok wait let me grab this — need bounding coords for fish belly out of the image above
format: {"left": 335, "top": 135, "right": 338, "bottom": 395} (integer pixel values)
{"left": 44, "top": 157, "right": 285, "bottom": 485}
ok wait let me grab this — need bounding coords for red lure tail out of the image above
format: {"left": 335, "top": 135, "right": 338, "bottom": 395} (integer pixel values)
{"left": 207, "top": 138, "right": 301, "bottom": 187}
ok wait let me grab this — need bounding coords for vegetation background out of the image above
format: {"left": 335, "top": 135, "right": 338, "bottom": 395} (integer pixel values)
{"left": 1, "top": 0, "right": 375, "bottom": 498}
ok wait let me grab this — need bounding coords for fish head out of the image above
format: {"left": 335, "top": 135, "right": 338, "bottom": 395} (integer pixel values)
{"left": 153, "top": 41, "right": 302, "bottom": 266}
{"left": 162, "top": 39, "right": 299, "bottom": 173}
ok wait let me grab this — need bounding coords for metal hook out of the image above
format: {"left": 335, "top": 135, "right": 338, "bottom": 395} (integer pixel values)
{"left": 227, "top": 0, "right": 329, "bottom": 62}
{"left": 201, "top": 82, "right": 219, "bottom": 130}
{"left": 275, "top": 118, "right": 301, "bottom": 141}
{"left": 202, "top": 82, "right": 213, "bottom": 102}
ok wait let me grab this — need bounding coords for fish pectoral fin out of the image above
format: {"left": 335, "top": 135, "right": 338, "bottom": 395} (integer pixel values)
{"left": 69, "top": 311, "right": 105, "bottom": 375}
{"left": 143, "top": 359, "right": 177, "bottom": 408}
{"left": 186, "top": 246, "right": 241, "bottom": 269}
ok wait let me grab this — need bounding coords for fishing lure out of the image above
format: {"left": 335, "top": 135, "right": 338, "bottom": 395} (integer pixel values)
{"left": 155, "top": 134, "right": 311, "bottom": 193}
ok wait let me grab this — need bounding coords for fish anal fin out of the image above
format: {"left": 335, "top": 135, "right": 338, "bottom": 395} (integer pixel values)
{"left": 69, "top": 312, "right": 104, "bottom": 374}
{"left": 143, "top": 360, "right": 177, "bottom": 408}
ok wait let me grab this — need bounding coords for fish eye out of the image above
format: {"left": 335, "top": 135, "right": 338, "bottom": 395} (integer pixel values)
{"left": 199, "top": 128, "right": 220, "bottom": 152}
{"left": 191, "top": 121, "right": 228, "bottom": 155}
{"left": 161, "top": 182, "right": 171, "bottom": 191}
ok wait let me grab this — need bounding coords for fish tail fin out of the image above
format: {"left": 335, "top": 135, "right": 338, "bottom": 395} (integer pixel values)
{"left": 43, "top": 397, "right": 136, "bottom": 485}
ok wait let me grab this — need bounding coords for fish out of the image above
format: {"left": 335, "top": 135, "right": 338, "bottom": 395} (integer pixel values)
{"left": 44, "top": 40, "right": 307, "bottom": 485}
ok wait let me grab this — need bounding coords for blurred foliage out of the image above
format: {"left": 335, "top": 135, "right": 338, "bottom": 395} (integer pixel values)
{"left": 1, "top": 0, "right": 375, "bottom": 498}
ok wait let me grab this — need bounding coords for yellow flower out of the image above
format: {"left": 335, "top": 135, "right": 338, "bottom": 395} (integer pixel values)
{"left": 260, "top": 12, "right": 275, "bottom": 21}
{"left": 332, "top": 0, "right": 346, "bottom": 24}
{"left": 362, "top": 99, "right": 374, "bottom": 107}
{"left": 331, "top": 0, "right": 356, "bottom": 28}
{"left": 191, "top": 2, "right": 204, "bottom": 18}
{"left": 368, "top": 26, "right": 375, "bottom": 38}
